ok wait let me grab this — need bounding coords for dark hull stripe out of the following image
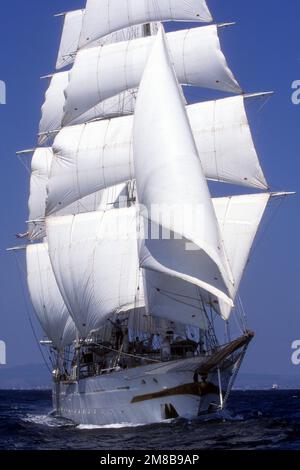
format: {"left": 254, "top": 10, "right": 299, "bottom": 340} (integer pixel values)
{"left": 131, "top": 382, "right": 220, "bottom": 403}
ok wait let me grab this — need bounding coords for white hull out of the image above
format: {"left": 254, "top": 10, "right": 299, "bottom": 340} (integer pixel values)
{"left": 54, "top": 356, "right": 237, "bottom": 426}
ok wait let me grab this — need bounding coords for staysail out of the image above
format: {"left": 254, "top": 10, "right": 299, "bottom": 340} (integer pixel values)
{"left": 133, "top": 27, "right": 235, "bottom": 326}
{"left": 26, "top": 243, "right": 77, "bottom": 350}
{"left": 63, "top": 25, "right": 241, "bottom": 125}
{"left": 79, "top": 0, "right": 212, "bottom": 48}
{"left": 46, "top": 95, "right": 267, "bottom": 215}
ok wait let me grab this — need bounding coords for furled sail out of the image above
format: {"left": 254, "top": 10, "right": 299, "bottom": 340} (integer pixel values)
{"left": 38, "top": 72, "right": 137, "bottom": 145}
{"left": 133, "top": 26, "right": 235, "bottom": 328}
{"left": 47, "top": 95, "right": 267, "bottom": 215}
{"left": 63, "top": 25, "right": 241, "bottom": 125}
{"left": 56, "top": 8, "right": 159, "bottom": 70}
{"left": 213, "top": 193, "right": 271, "bottom": 319}
{"left": 46, "top": 207, "right": 144, "bottom": 338}
{"left": 79, "top": 0, "right": 212, "bottom": 48}
{"left": 26, "top": 243, "right": 77, "bottom": 351}
{"left": 28, "top": 148, "right": 109, "bottom": 241}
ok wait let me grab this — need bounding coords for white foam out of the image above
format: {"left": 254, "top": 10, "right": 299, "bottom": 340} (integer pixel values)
{"left": 23, "top": 414, "right": 74, "bottom": 428}
{"left": 77, "top": 422, "right": 145, "bottom": 430}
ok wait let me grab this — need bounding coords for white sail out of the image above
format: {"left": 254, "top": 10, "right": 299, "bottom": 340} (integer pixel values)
{"left": 47, "top": 95, "right": 267, "bottom": 214}
{"left": 188, "top": 96, "right": 267, "bottom": 189}
{"left": 38, "top": 72, "right": 137, "bottom": 145}
{"left": 39, "top": 72, "right": 69, "bottom": 145}
{"left": 28, "top": 148, "right": 108, "bottom": 241}
{"left": 133, "top": 27, "right": 234, "bottom": 315}
{"left": 47, "top": 118, "right": 133, "bottom": 214}
{"left": 46, "top": 207, "right": 144, "bottom": 338}
{"left": 79, "top": 0, "right": 212, "bottom": 48}
{"left": 213, "top": 193, "right": 271, "bottom": 319}
{"left": 143, "top": 194, "right": 270, "bottom": 324}
{"left": 56, "top": 8, "right": 160, "bottom": 70}
{"left": 71, "top": 89, "right": 138, "bottom": 123}
{"left": 63, "top": 25, "right": 241, "bottom": 125}
{"left": 56, "top": 10, "right": 84, "bottom": 70}
{"left": 29, "top": 148, "right": 53, "bottom": 240}
{"left": 26, "top": 243, "right": 76, "bottom": 350}
{"left": 142, "top": 271, "right": 209, "bottom": 330}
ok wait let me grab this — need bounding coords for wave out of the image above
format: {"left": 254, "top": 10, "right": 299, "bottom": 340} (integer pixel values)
{"left": 22, "top": 414, "right": 74, "bottom": 428}
{"left": 77, "top": 422, "right": 158, "bottom": 430}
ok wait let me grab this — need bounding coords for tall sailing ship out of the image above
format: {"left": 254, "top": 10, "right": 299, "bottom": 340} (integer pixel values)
{"left": 12, "top": 1, "right": 292, "bottom": 426}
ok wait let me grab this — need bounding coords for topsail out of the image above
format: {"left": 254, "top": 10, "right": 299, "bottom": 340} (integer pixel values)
{"left": 39, "top": 75, "right": 138, "bottom": 145}
{"left": 56, "top": 8, "right": 160, "bottom": 70}
{"left": 63, "top": 25, "right": 241, "bottom": 125}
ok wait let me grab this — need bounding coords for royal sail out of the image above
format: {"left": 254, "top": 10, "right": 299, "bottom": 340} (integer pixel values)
{"left": 79, "top": 0, "right": 212, "bottom": 48}
{"left": 56, "top": 8, "right": 160, "bottom": 69}
{"left": 41, "top": 20, "right": 160, "bottom": 144}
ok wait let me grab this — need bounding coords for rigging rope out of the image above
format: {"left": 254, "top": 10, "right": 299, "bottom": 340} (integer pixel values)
{"left": 250, "top": 195, "right": 285, "bottom": 258}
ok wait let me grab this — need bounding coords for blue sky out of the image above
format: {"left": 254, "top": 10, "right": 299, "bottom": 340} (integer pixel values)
{"left": 0, "top": 0, "right": 299, "bottom": 377}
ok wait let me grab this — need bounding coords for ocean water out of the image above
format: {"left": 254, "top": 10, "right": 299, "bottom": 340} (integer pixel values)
{"left": 0, "top": 390, "right": 300, "bottom": 450}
